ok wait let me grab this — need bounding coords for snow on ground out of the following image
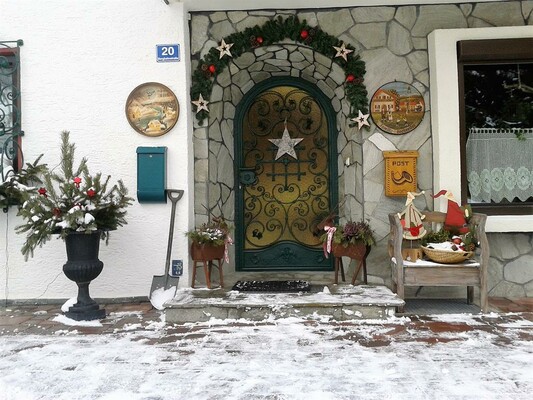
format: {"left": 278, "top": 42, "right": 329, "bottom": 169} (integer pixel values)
{"left": 149, "top": 286, "right": 178, "bottom": 310}
{"left": 1, "top": 312, "right": 532, "bottom": 400}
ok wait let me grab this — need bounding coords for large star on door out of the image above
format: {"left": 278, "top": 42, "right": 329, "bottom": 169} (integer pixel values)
{"left": 268, "top": 121, "right": 304, "bottom": 160}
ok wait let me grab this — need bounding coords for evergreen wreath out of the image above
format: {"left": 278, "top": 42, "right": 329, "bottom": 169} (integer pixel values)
{"left": 191, "top": 15, "right": 368, "bottom": 125}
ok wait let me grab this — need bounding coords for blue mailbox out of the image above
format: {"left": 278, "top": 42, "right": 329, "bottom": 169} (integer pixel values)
{"left": 136, "top": 146, "right": 167, "bottom": 203}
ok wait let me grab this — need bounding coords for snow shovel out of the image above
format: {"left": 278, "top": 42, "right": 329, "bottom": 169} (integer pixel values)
{"left": 149, "top": 189, "right": 184, "bottom": 300}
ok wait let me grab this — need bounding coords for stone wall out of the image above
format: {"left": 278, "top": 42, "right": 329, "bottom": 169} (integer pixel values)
{"left": 190, "top": 1, "right": 533, "bottom": 297}
{"left": 488, "top": 233, "right": 533, "bottom": 298}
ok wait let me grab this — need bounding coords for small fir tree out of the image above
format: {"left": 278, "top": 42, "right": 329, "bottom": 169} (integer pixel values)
{"left": 16, "top": 131, "right": 133, "bottom": 259}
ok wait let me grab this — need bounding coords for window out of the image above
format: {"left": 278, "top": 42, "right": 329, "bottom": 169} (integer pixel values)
{"left": 458, "top": 38, "right": 533, "bottom": 216}
{"left": 0, "top": 41, "right": 22, "bottom": 180}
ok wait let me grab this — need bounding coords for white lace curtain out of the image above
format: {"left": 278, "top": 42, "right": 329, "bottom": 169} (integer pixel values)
{"left": 467, "top": 128, "right": 533, "bottom": 203}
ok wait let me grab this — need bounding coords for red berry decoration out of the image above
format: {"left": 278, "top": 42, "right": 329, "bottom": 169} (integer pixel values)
{"left": 346, "top": 74, "right": 355, "bottom": 83}
{"left": 52, "top": 207, "right": 61, "bottom": 217}
{"left": 256, "top": 36, "right": 263, "bottom": 44}
{"left": 38, "top": 187, "right": 47, "bottom": 197}
{"left": 208, "top": 64, "right": 216, "bottom": 74}
{"left": 300, "top": 30, "right": 309, "bottom": 40}
{"left": 73, "top": 177, "right": 82, "bottom": 188}
{"left": 87, "top": 189, "right": 96, "bottom": 198}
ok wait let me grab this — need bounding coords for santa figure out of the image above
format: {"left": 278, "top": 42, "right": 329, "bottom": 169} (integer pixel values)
{"left": 432, "top": 190, "right": 469, "bottom": 234}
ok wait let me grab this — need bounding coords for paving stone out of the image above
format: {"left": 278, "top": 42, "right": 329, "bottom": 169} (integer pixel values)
{"left": 504, "top": 255, "right": 533, "bottom": 284}
{"left": 472, "top": 2, "right": 525, "bottom": 26}
{"left": 387, "top": 20, "right": 412, "bottom": 56}
{"left": 351, "top": 7, "right": 395, "bottom": 23}
{"left": 191, "top": 15, "right": 209, "bottom": 54}
{"left": 395, "top": 6, "right": 417, "bottom": 30}
{"left": 411, "top": 5, "right": 467, "bottom": 37}
{"left": 351, "top": 23, "right": 387, "bottom": 49}
{"left": 487, "top": 232, "right": 532, "bottom": 260}
{"left": 228, "top": 11, "right": 247, "bottom": 24}
{"left": 460, "top": 4, "right": 473, "bottom": 17}
{"left": 426, "top": 321, "right": 474, "bottom": 333}
{"left": 489, "top": 280, "right": 526, "bottom": 299}
{"left": 317, "top": 9, "right": 354, "bottom": 37}
{"left": 406, "top": 51, "right": 428, "bottom": 76}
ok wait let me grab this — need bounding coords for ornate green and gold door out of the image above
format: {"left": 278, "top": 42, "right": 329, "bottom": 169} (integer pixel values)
{"left": 235, "top": 77, "right": 338, "bottom": 271}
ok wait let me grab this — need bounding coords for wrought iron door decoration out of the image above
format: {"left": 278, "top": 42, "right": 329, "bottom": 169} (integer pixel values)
{"left": 241, "top": 86, "right": 330, "bottom": 253}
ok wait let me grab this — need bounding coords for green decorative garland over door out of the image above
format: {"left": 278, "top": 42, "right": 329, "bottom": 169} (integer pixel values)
{"left": 190, "top": 16, "right": 369, "bottom": 126}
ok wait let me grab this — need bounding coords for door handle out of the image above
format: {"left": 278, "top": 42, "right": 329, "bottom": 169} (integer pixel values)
{"left": 239, "top": 168, "right": 257, "bottom": 187}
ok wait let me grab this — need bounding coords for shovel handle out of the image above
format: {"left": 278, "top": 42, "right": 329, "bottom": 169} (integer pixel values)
{"left": 164, "top": 189, "right": 184, "bottom": 280}
{"left": 167, "top": 189, "right": 184, "bottom": 204}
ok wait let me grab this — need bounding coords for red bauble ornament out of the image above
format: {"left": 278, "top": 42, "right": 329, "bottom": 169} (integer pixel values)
{"left": 256, "top": 36, "right": 263, "bottom": 44}
{"left": 208, "top": 64, "right": 216, "bottom": 74}
{"left": 73, "top": 177, "right": 82, "bottom": 187}
{"left": 87, "top": 189, "right": 96, "bottom": 198}
{"left": 38, "top": 187, "right": 47, "bottom": 197}
{"left": 300, "top": 30, "right": 309, "bottom": 40}
{"left": 346, "top": 74, "right": 355, "bottom": 83}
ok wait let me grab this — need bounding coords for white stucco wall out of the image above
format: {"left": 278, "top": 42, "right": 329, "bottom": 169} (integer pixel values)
{"left": 0, "top": 0, "right": 193, "bottom": 300}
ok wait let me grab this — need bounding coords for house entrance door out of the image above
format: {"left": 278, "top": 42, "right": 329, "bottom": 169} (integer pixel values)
{"left": 235, "top": 77, "right": 338, "bottom": 271}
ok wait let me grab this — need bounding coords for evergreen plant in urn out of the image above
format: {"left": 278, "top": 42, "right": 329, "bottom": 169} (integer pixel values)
{"left": 16, "top": 131, "right": 133, "bottom": 320}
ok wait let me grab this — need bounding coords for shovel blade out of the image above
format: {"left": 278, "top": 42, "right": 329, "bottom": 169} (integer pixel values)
{"left": 150, "top": 275, "right": 180, "bottom": 310}
{"left": 150, "top": 275, "right": 180, "bottom": 297}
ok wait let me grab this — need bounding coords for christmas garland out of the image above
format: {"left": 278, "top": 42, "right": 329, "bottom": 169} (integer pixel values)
{"left": 191, "top": 15, "right": 369, "bottom": 127}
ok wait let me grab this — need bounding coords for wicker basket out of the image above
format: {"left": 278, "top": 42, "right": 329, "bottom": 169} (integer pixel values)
{"left": 421, "top": 246, "right": 474, "bottom": 264}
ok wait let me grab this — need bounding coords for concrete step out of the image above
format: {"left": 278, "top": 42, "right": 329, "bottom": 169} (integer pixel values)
{"left": 165, "top": 284, "right": 405, "bottom": 324}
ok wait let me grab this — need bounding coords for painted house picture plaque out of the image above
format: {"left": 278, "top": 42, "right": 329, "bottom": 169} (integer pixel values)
{"left": 370, "top": 82, "right": 424, "bottom": 135}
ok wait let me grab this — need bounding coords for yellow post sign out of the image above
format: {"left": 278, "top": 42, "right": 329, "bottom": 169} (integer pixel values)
{"left": 383, "top": 151, "right": 419, "bottom": 197}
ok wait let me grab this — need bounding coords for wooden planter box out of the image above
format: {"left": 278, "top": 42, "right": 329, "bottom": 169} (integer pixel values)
{"left": 190, "top": 242, "right": 225, "bottom": 261}
{"left": 332, "top": 243, "right": 367, "bottom": 259}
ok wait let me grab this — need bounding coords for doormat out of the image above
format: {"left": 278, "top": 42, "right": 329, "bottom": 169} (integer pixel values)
{"left": 231, "top": 280, "right": 311, "bottom": 293}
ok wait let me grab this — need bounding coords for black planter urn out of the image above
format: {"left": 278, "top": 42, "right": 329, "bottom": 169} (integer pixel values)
{"left": 62, "top": 231, "right": 106, "bottom": 321}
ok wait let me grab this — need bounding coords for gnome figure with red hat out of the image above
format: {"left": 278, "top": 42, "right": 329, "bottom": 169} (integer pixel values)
{"left": 432, "top": 190, "right": 470, "bottom": 234}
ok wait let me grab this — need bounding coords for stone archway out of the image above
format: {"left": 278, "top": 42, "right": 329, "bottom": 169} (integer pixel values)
{"left": 192, "top": 42, "right": 365, "bottom": 270}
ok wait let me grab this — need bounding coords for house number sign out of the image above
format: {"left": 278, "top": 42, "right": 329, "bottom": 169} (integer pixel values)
{"left": 383, "top": 150, "right": 419, "bottom": 196}
{"left": 156, "top": 44, "right": 180, "bottom": 62}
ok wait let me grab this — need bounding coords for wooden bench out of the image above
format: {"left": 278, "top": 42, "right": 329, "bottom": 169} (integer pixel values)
{"left": 388, "top": 211, "right": 489, "bottom": 313}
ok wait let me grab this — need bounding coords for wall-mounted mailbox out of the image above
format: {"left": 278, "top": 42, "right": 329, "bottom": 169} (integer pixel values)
{"left": 136, "top": 146, "right": 167, "bottom": 203}
{"left": 383, "top": 150, "right": 419, "bottom": 197}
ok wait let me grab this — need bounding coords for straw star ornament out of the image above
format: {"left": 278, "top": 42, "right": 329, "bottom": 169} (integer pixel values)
{"left": 192, "top": 94, "right": 209, "bottom": 114}
{"left": 216, "top": 39, "right": 234, "bottom": 59}
{"left": 333, "top": 42, "right": 354, "bottom": 62}
{"left": 351, "top": 110, "right": 370, "bottom": 130}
